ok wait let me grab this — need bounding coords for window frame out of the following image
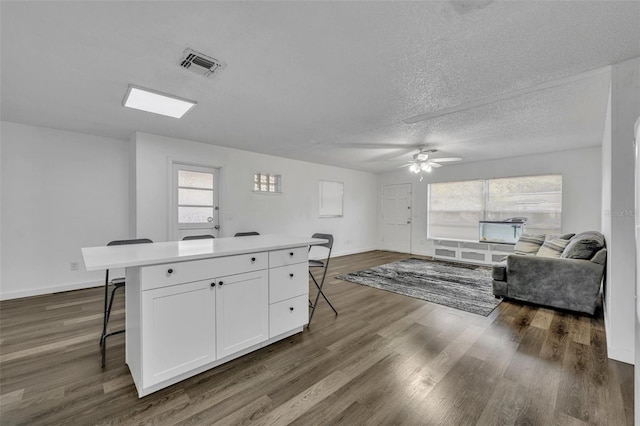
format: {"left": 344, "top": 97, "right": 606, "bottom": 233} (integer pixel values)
{"left": 427, "top": 174, "right": 562, "bottom": 241}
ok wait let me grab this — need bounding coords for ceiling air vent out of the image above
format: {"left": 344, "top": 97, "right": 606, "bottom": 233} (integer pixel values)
{"left": 178, "top": 48, "right": 226, "bottom": 79}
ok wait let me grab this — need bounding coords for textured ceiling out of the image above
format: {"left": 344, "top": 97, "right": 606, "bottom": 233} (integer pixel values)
{"left": 1, "top": 1, "right": 639, "bottom": 173}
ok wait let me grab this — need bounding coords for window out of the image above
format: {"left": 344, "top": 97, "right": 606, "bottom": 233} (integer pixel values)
{"left": 428, "top": 174, "right": 562, "bottom": 240}
{"left": 178, "top": 169, "right": 215, "bottom": 224}
{"left": 428, "top": 180, "right": 484, "bottom": 240}
{"left": 253, "top": 173, "right": 281, "bottom": 193}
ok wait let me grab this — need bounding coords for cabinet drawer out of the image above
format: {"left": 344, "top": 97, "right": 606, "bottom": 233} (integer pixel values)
{"left": 269, "top": 262, "right": 308, "bottom": 303}
{"left": 269, "top": 294, "right": 308, "bottom": 338}
{"left": 269, "top": 247, "right": 308, "bottom": 268}
{"left": 141, "top": 252, "right": 267, "bottom": 291}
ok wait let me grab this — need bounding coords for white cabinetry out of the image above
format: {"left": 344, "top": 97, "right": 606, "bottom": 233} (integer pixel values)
{"left": 142, "top": 280, "right": 216, "bottom": 387}
{"left": 433, "top": 239, "right": 514, "bottom": 265}
{"left": 121, "top": 240, "right": 314, "bottom": 398}
{"left": 268, "top": 248, "right": 309, "bottom": 337}
{"left": 215, "top": 271, "right": 268, "bottom": 359}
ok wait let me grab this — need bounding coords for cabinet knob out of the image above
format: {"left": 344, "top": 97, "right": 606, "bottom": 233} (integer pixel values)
{"left": 167, "top": 268, "right": 174, "bottom": 274}
{"left": 251, "top": 257, "right": 256, "bottom": 263}
{"left": 210, "top": 282, "right": 215, "bottom": 288}
{"left": 218, "top": 281, "right": 224, "bottom": 286}
{"left": 289, "top": 252, "right": 294, "bottom": 256}
{"left": 289, "top": 273, "right": 294, "bottom": 278}
{"left": 289, "top": 307, "right": 294, "bottom": 311}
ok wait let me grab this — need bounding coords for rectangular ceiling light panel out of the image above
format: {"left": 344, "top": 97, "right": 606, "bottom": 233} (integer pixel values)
{"left": 122, "top": 85, "right": 196, "bottom": 118}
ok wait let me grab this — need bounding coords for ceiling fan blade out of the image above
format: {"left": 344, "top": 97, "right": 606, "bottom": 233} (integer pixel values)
{"left": 367, "top": 147, "right": 417, "bottom": 162}
{"left": 430, "top": 157, "right": 462, "bottom": 163}
{"left": 323, "top": 142, "right": 422, "bottom": 149}
{"left": 427, "top": 162, "right": 443, "bottom": 168}
{"left": 399, "top": 163, "right": 414, "bottom": 168}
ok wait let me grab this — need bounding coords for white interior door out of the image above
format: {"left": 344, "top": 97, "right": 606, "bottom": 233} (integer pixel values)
{"left": 382, "top": 184, "right": 412, "bottom": 253}
{"left": 172, "top": 163, "right": 220, "bottom": 240}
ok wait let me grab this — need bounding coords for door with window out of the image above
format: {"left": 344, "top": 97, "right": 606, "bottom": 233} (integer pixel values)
{"left": 382, "top": 184, "right": 412, "bottom": 253}
{"left": 172, "top": 164, "right": 220, "bottom": 240}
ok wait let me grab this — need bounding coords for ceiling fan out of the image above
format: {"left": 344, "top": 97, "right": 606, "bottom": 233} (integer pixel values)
{"left": 400, "top": 146, "right": 462, "bottom": 180}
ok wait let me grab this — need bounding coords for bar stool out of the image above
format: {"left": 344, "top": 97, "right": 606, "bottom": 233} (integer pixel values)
{"left": 182, "top": 235, "right": 215, "bottom": 240}
{"left": 308, "top": 233, "right": 337, "bottom": 327}
{"left": 234, "top": 232, "right": 260, "bottom": 237}
{"left": 100, "top": 238, "right": 152, "bottom": 367}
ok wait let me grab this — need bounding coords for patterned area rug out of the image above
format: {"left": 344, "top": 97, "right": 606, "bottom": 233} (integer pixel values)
{"left": 337, "top": 258, "right": 501, "bottom": 316}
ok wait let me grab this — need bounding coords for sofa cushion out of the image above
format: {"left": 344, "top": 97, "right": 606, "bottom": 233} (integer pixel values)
{"left": 591, "top": 248, "right": 607, "bottom": 265}
{"left": 536, "top": 238, "right": 570, "bottom": 258}
{"left": 514, "top": 234, "right": 545, "bottom": 255}
{"left": 545, "top": 233, "right": 575, "bottom": 241}
{"left": 492, "top": 262, "right": 507, "bottom": 281}
{"left": 561, "top": 231, "right": 605, "bottom": 260}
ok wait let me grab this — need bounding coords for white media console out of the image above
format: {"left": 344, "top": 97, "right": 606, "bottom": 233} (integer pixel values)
{"left": 82, "top": 234, "right": 324, "bottom": 397}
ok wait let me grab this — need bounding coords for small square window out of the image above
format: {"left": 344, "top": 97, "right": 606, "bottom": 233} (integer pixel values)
{"left": 253, "top": 173, "right": 281, "bottom": 193}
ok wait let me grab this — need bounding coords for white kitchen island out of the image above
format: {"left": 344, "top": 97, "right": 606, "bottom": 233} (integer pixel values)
{"left": 82, "top": 234, "right": 325, "bottom": 397}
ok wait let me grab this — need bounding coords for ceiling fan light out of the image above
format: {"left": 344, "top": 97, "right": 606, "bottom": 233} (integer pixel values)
{"left": 409, "top": 163, "right": 420, "bottom": 173}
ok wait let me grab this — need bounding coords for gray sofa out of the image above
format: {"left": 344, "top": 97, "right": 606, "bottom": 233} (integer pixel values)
{"left": 492, "top": 231, "right": 606, "bottom": 315}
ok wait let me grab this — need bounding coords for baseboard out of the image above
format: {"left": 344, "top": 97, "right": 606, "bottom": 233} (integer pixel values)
{"left": 410, "top": 249, "right": 433, "bottom": 257}
{"left": 324, "top": 246, "right": 379, "bottom": 259}
{"left": 0, "top": 280, "right": 104, "bottom": 301}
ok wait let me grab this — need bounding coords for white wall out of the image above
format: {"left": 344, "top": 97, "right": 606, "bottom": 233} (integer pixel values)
{"left": 378, "top": 146, "right": 602, "bottom": 256}
{"left": 634, "top": 116, "right": 640, "bottom": 426}
{"left": 133, "top": 132, "right": 379, "bottom": 257}
{"left": 0, "top": 122, "right": 130, "bottom": 299}
{"left": 602, "top": 57, "right": 640, "bottom": 364}
{"left": 602, "top": 85, "right": 613, "bottom": 325}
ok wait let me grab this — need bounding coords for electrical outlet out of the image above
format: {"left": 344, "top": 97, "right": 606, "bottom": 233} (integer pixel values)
{"left": 70, "top": 262, "right": 79, "bottom": 271}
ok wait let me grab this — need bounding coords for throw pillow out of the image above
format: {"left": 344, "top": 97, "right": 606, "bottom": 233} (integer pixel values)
{"left": 544, "top": 233, "right": 575, "bottom": 241}
{"left": 514, "top": 234, "right": 545, "bottom": 255}
{"left": 536, "top": 238, "right": 570, "bottom": 258}
{"left": 560, "top": 231, "right": 605, "bottom": 260}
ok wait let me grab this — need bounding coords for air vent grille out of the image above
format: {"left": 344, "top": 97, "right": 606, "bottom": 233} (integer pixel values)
{"left": 178, "top": 48, "right": 226, "bottom": 79}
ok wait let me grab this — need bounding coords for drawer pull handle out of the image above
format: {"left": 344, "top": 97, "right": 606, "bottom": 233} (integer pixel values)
{"left": 167, "top": 268, "right": 174, "bottom": 274}
{"left": 289, "top": 273, "right": 294, "bottom": 278}
{"left": 251, "top": 257, "right": 256, "bottom": 263}
{"left": 289, "top": 307, "right": 294, "bottom": 311}
{"left": 218, "top": 281, "right": 224, "bottom": 286}
{"left": 289, "top": 252, "right": 294, "bottom": 256}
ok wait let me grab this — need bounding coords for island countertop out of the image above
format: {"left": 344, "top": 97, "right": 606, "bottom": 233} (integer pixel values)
{"left": 81, "top": 234, "right": 326, "bottom": 271}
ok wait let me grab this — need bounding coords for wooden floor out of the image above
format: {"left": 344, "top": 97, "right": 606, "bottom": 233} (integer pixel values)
{"left": 0, "top": 251, "right": 633, "bottom": 425}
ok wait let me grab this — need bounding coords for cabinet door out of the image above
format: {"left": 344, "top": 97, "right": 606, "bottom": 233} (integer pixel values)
{"left": 142, "top": 280, "right": 216, "bottom": 387}
{"left": 216, "top": 270, "right": 269, "bottom": 359}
